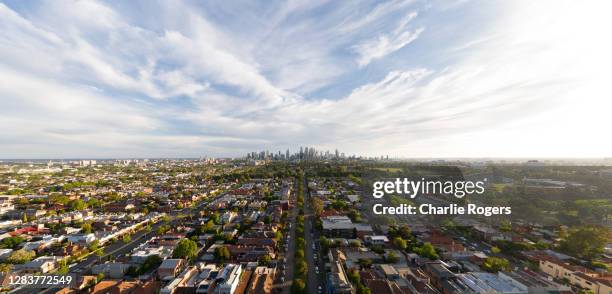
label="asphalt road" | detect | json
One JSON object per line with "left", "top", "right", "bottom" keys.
{"left": 279, "top": 179, "right": 298, "bottom": 294}
{"left": 302, "top": 176, "right": 326, "bottom": 294}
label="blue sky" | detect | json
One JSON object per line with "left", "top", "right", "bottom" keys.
{"left": 0, "top": 0, "right": 610, "bottom": 158}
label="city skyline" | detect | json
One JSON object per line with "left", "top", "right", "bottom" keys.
{"left": 1, "top": 0, "right": 611, "bottom": 159}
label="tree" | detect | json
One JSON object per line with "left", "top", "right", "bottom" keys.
{"left": 263, "top": 215, "right": 272, "bottom": 224}
{"left": 348, "top": 209, "right": 362, "bottom": 222}
{"left": 173, "top": 238, "right": 198, "bottom": 260}
{"left": 7, "top": 249, "right": 36, "bottom": 264}
{"left": 87, "top": 198, "right": 102, "bottom": 208}
{"left": 291, "top": 278, "right": 306, "bottom": 294}
{"left": 398, "top": 225, "right": 412, "bottom": 238}
{"left": 393, "top": 237, "right": 408, "bottom": 250}
{"left": 156, "top": 225, "right": 170, "bottom": 235}
{"left": 0, "top": 236, "right": 25, "bottom": 249}
{"left": 0, "top": 263, "right": 13, "bottom": 273}
{"left": 348, "top": 269, "right": 361, "bottom": 284}
{"left": 158, "top": 213, "right": 169, "bottom": 222}
{"left": 122, "top": 234, "right": 132, "bottom": 243}
{"left": 88, "top": 240, "right": 100, "bottom": 252}
{"left": 491, "top": 246, "right": 501, "bottom": 254}
{"left": 274, "top": 231, "right": 283, "bottom": 241}
{"left": 349, "top": 240, "right": 361, "bottom": 247}
{"left": 68, "top": 199, "right": 87, "bottom": 211}
{"left": 311, "top": 197, "right": 324, "bottom": 216}
{"left": 140, "top": 255, "right": 163, "bottom": 274}
{"left": 296, "top": 249, "right": 305, "bottom": 259}
{"left": 95, "top": 249, "right": 105, "bottom": 257}
{"left": 259, "top": 255, "right": 272, "bottom": 266}
{"left": 358, "top": 258, "right": 372, "bottom": 269}
{"left": 296, "top": 260, "right": 308, "bottom": 278}
{"left": 357, "top": 284, "right": 372, "bottom": 294}
{"left": 414, "top": 242, "right": 439, "bottom": 260}
{"left": 214, "top": 246, "right": 230, "bottom": 262}
{"left": 386, "top": 251, "right": 400, "bottom": 263}
{"left": 559, "top": 226, "right": 607, "bottom": 259}
{"left": 81, "top": 222, "right": 93, "bottom": 234}
{"left": 57, "top": 259, "right": 69, "bottom": 274}
{"left": 499, "top": 220, "right": 512, "bottom": 232}
{"left": 482, "top": 257, "right": 510, "bottom": 272}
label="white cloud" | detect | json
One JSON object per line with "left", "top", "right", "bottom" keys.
{"left": 338, "top": 0, "right": 415, "bottom": 33}
{"left": 0, "top": 0, "right": 610, "bottom": 158}
{"left": 353, "top": 12, "right": 423, "bottom": 66}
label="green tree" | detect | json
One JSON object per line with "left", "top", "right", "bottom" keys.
{"left": 0, "top": 236, "right": 25, "bottom": 249}
{"left": 311, "top": 197, "right": 324, "bottom": 216}
{"left": 393, "top": 237, "right": 408, "bottom": 250}
{"left": 173, "top": 238, "right": 198, "bottom": 260}
{"left": 357, "top": 284, "right": 372, "bottom": 294}
{"left": 559, "top": 226, "right": 607, "bottom": 259}
{"left": 414, "top": 242, "right": 439, "bottom": 260}
{"left": 0, "top": 263, "right": 13, "bottom": 273}
{"left": 68, "top": 199, "right": 87, "bottom": 211}
{"left": 358, "top": 258, "right": 372, "bottom": 269}
{"left": 482, "top": 257, "right": 510, "bottom": 272}
{"left": 140, "top": 255, "right": 163, "bottom": 274}
{"left": 291, "top": 278, "right": 306, "bottom": 294}
{"left": 88, "top": 240, "right": 100, "bottom": 252}
{"left": 81, "top": 222, "right": 93, "bottom": 234}
{"left": 259, "top": 255, "right": 272, "bottom": 266}
{"left": 386, "top": 251, "right": 400, "bottom": 263}
{"left": 295, "top": 260, "right": 308, "bottom": 277}
{"left": 56, "top": 259, "right": 69, "bottom": 274}
{"left": 214, "top": 246, "right": 230, "bottom": 262}
{"left": 7, "top": 249, "right": 36, "bottom": 264}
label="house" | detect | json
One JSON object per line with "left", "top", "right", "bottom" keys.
{"left": 539, "top": 258, "right": 611, "bottom": 294}
{"left": 321, "top": 216, "right": 373, "bottom": 238}
{"left": 158, "top": 259, "right": 185, "bottom": 281}
{"left": 457, "top": 272, "right": 528, "bottom": 293}
{"left": 92, "top": 262, "right": 129, "bottom": 279}
{"left": 364, "top": 235, "right": 389, "bottom": 246}
{"left": 161, "top": 266, "right": 198, "bottom": 294}
{"left": 66, "top": 233, "right": 96, "bottom": 244}
{"left": 0, "top": 249, "right": 13, "bottom": 260}
{"left": 248, "top": 266, "right": 275, "bottom": 294}
{"left": 20, "top": 256, "right": 58, "bottom": 273}
{"left": 215, "top": 263, "right": 242, "bottom": 294}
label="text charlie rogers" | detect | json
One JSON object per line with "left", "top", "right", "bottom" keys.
{"left": 371, "top": 178, "right": 511, "bottom": 216}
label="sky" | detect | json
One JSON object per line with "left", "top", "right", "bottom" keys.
{"left": 0, "top": 0, "right": 611, "bottom": 159}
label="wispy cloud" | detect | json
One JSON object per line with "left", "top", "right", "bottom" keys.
{"left": 352, "top": 11, "right": 423, "bottom": 66}
{"left": 0, "top": 0, "right": 610, "bottom": 158}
